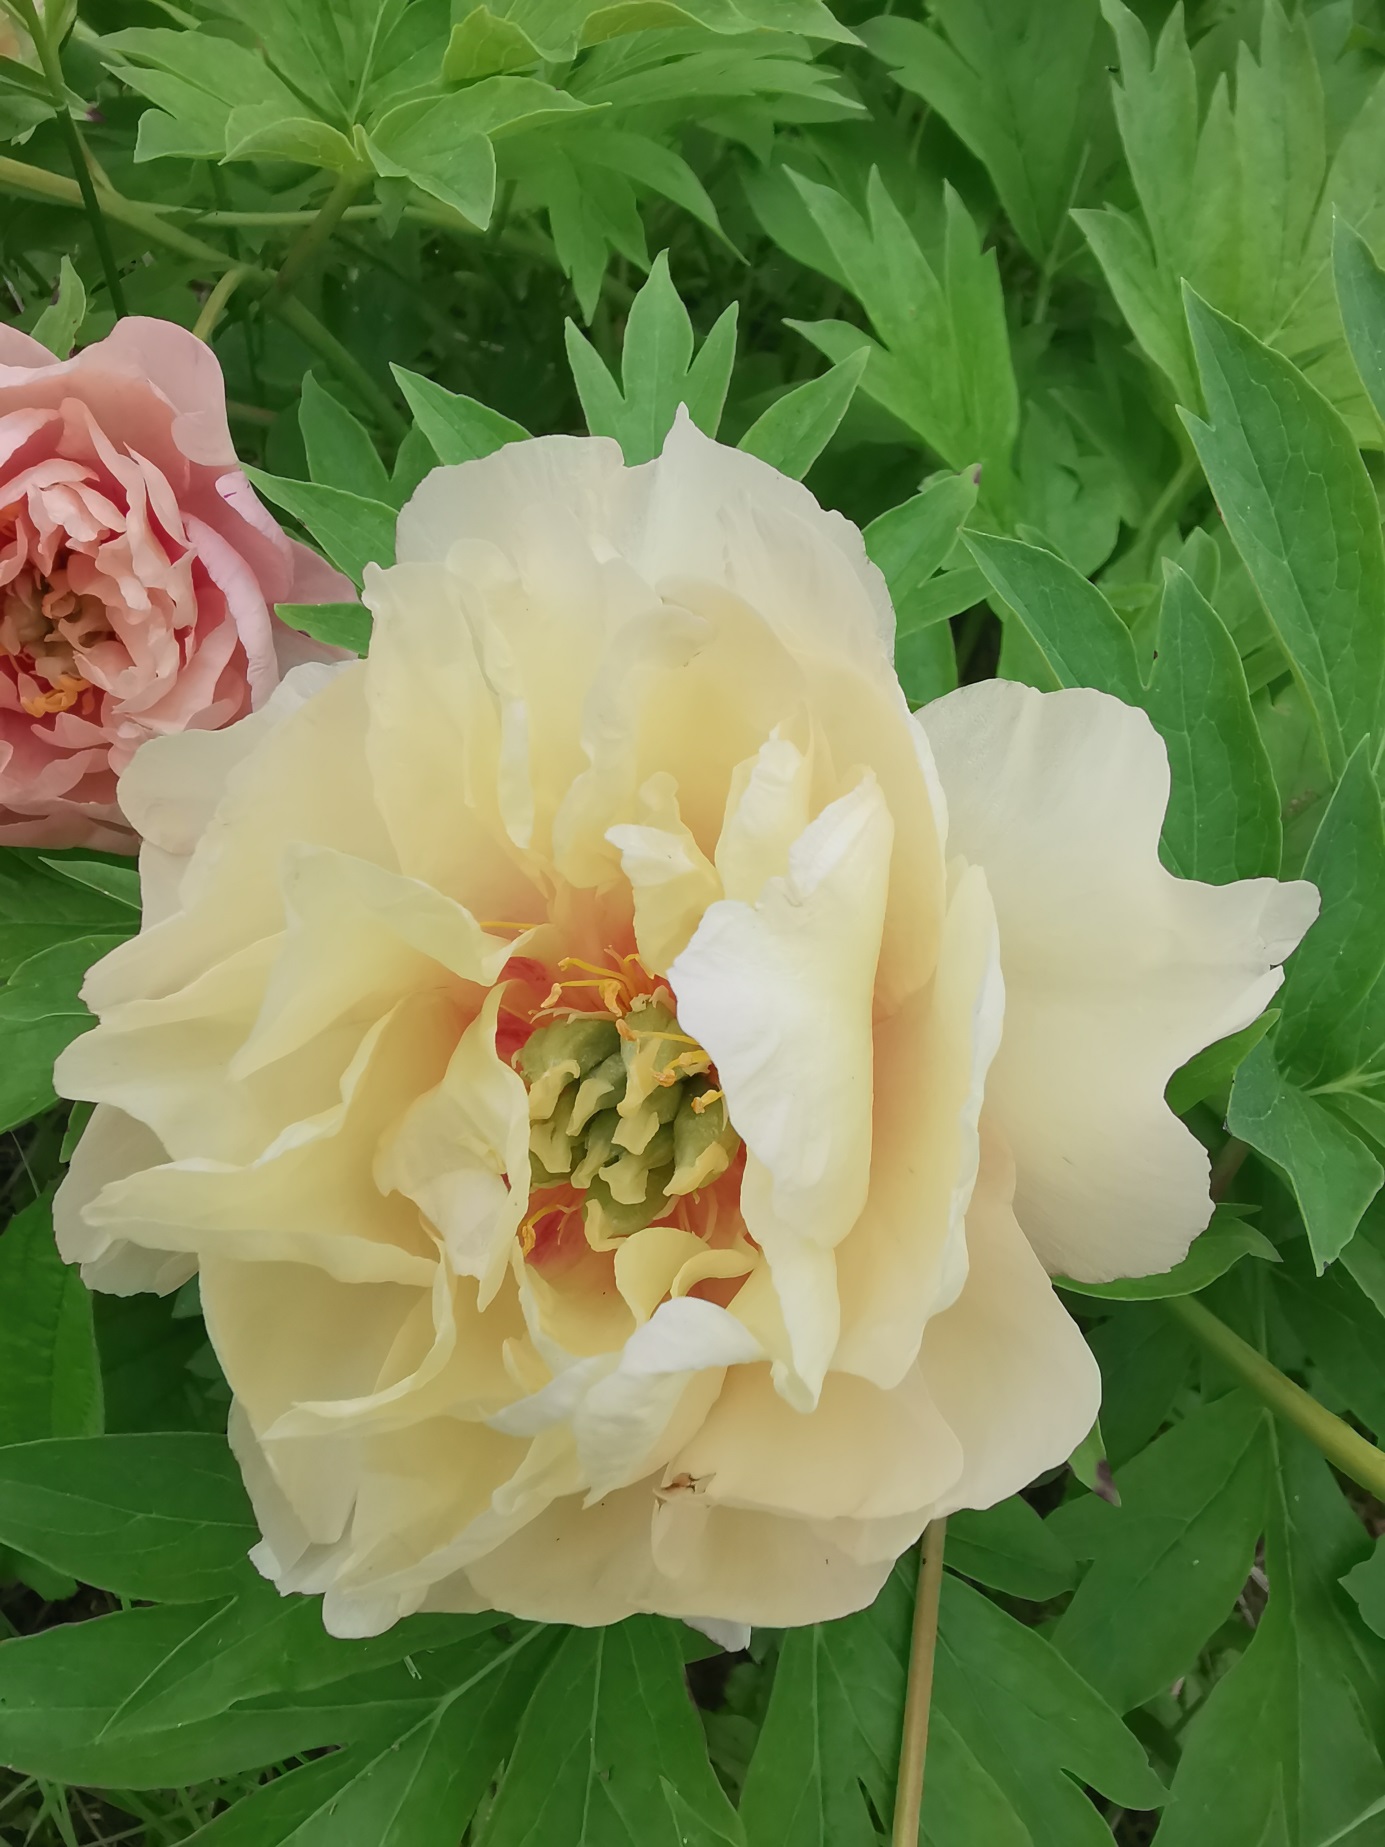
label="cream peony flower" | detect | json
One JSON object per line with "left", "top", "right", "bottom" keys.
{"left": 53, "top": 416, "right": 1316, "bottom": 1636}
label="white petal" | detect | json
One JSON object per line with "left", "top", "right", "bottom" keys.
{"left": 670, "top": 775, "right": 893, "bottom": 1403}
{"left": 375, "top": 987, "right": 531, "bottom": 1305}
{"left": 669, "top": 1360, "right": 963, "bottom": 1523}
{"left": 713, "top": 731, "right": 812, "bottom": 905}
{"left": 833, "top": 862, "right": 1004, "bottom": 1387}
{"left": 919, "top": 680, "right": 1318, "bottom": 1279}
{"left": 918, "top": 1132, "right": 1101, "bottom": 1513}
{"left": 606, "top": 771, "right": 720, "bottom": 974}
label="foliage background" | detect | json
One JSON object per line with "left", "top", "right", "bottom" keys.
{"left": 5, "top": 0, "right": 1385, "bottom": 1841}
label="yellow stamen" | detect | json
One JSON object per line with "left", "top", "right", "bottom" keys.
{"left": 690, "top": 1088, "right": 723, "bottom": 1115}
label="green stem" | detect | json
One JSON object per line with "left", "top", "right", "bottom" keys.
{"left": 893, "top": 1517, "right": 947, "bottom": 1847}
{"left": 1130, "top": 454, "right": 1201, "bottom": 565}
{"left": 13, "top": 0, "right": 127, "bottom": 315}
{"left": 1167, "top": 1295, "right": 1385, "bottom": 1499}
{"left": 0, "top": 156, "right": 406, "bottom": 438}
{"left": 270, "top": 292, "right": 406, "bottom": 440}
{"left": 192, "top": 264, "right": 252, "bottom": 343}
{"left": 271, "top": 171, "right": 364, "bottom": 297}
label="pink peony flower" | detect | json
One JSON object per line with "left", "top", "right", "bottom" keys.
{"left": 0, "top": 317, "right": 352, "bottom": 851}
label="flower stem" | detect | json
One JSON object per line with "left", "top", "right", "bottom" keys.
{"left": 193, "top": 264, "right": 252, "bottom": 343}
{"left": 271, "top": 171, "right": 364, "bottom": 298}
{"left": 0, "top": 156, "right": 405, "bottom": 438}
{"left": 1166, "top": 1294, "right": 1385, "bottom": 1497}
{"left": 13, "top": 0, "right": 127, "bottom": 316}
{"left": 893, "top": 1517, "right": 947, "bottom": 1847}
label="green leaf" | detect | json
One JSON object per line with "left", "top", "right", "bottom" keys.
{"left": 1145, "top": 562, "right": 1282, "bottom": 882}
{"left": 223, "top": 108, "right": 362, "bottom": 173}
{"left": 1227, "top": 1038, "right": 1383, "bottom": 1270}
{"left": 0, "top": 849, "right": 137, "bottom": 979}
{"left": 736, "top": 349, "right": 868, "bottom": 480}
{"left": 565, "top": 252, "right": 737, "bottom": 463}
{"left": 1334, "top": 215, "right": 1385, "bottom": 431}
{"left": 0, "top": 1431, "right": 257, "bottom": 1601}
{"left": 1344, "top": 1536, "right": 1385, "bottom": 1643}
{"left": 98, "top": 1582, "right": 499, "bottom": 1742}
{"left": 101, "top": 25, "right": 301, "bottom": 163}
{"left": 0, "top": 1191, "right": 101, "bottom": 1446}
{"left": 860, "top": 0, "right": 1111, "bottom": 265}
{"left": 741, "top": 1560, "right": 1162, "bottom": 1846}
{"left": 184, "top": 1639, "right": 543, "bottom": 1846}
{"left": 1166, "top": 1010, "right": 1278, "bottom": 1116}
{"left": 1182, "top": 289, "right": 1385, "bottom": 779}
{"left": 963, "top": 530, "right": 1143, "bottom": 704}
{"left": 787, "top": 176, "right": 1017, "bottom": 501}
{"left": 0, "top": 933, "right": 122, "bottom": 1133}
{"left": 945, "top": 1497, "right": 1078, "bottom": 1602}
{"left": 29, "top": 255, "right": 86, "bottom": 358}
{"left": 299, "top": 372, "right": 392, "bottom": 502}
{"left": 1274, "top": 744, "right": 1385, "bottom": 1083}
{"left": 391, "top": 366, "right": 531, "bottom": 464}
{"left": 277, "top": 601, "right": 372, "bottom": 656}
{"left": 1057, "top": 1208, "right": 1279, "bottom": 1302}
{"left": 864, "top": 471, "right": 979, "bottom": 613}
{"left": 1052, "top": 1393, "right": 1269, "bottom": 1712}
{"left": 1156, "top": 1432, "right": 1385, "bottom": 1847}
{"left": 477, "top": 1617, "right": 741, "bottom": 1845}
{"left": 0, "top": 1602, "right": 544, "bottom": 1789}
{"left": 244, "top": 468, "right": 396, "bottom": 587}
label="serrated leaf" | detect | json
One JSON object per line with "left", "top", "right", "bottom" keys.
{"left": 276, "top": 601, "right": 372, "bottom": 656}
{"left": 244, "top": 468, "right": 396, "bottom": 586}
{"left": 737, "top": 348, "right": 867, "bottom": 479}
{"left": 1227, "top": 1038, "right": 1383, "bottom": 1270}
{"left": 0, "top": 1191, "right": 101, "bottom": 1447}
{"left": 391, "top": 366, "right": 531, "bottom": 464}
{"left": 1182, "top": 290, "right": 1385, "bottom": 779}
{"left": 477, "top": 1617, "right": 741, "bottom": 1845}
{"left": 1145, "top": 562, "right": 1282, "bottom": 882}
{"left": 299, "top": 373, "right": 391, "bottom": 502}
{"left": 0, "top": 1431, "right": 257, "bottom": 1601}
{"left": 963, "top": 530, "right": 1143, "bottom": 703}
{"left": 1156, "top": 1432, "right": 1385, "bottom": 1846}
{"left": 1052, "top": 1393, "right": 1270, "bottom": 1712}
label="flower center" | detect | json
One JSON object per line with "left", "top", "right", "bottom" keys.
{"left": 0, "top": 554, "right": 111, "bottom": 718}
{"left": 513, "top": 972, "right": 740, "bottom": 1254}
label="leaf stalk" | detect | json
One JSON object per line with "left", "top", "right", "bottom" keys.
{"left": 1167, "top": 1294, "right": 1385, "bottom": 1499}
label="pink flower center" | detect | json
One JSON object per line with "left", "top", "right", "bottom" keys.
{"left": 0, "top": 550, "right": 113, "bottom": 718}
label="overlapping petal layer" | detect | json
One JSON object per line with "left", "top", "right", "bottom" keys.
{"left": 55, "top": 418, "right": 1313, "bottom": 1631}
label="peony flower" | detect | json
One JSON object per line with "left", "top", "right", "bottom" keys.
{"left": 53, "top": 416, "right": 1316, "bottom": 1636}
{"left": 0, "top": 317, "right": 350, "bottom": 850}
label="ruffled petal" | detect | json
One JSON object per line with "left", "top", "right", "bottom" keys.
{"left": 918, "top": 679, "right": 1318, "bottom": 1279}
